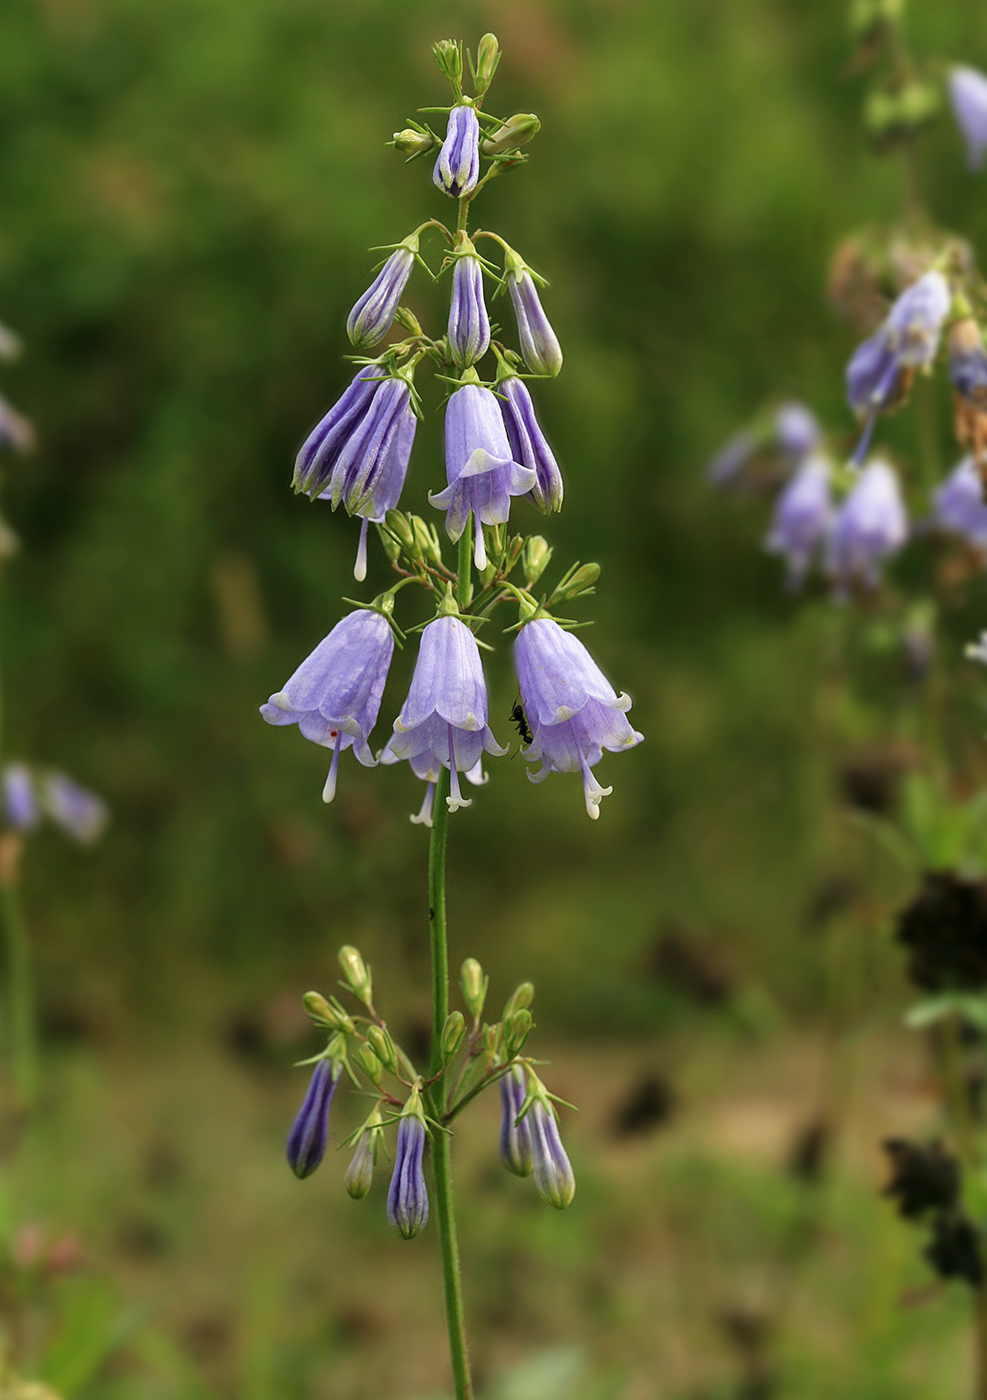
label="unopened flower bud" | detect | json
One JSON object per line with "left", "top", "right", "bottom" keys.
{"left": 530, "top": 1096, "right": 575, "bottom": 1209}
{"left": 392, "top": 128, "right": 435, "bottom": 158}
{"left": 433, "top": 39, "right": 463, "bottom": 88}
{"left": 286, "top": 1057, "right": 342, "bottom": 1179}
{"left": 338, "top": 945, "right": 372, "bottom": 1004}
{"left": 344, "top": 1107, "right": 384, "bottom": 1200}
{"left": 410, "top": 515, "right": 444, "bottom": 568}
{"left": 461, "top": 958, "right": 488, "bottom": 1020}
{"left": 864, "top": 82, "right": 940, "bottom": 147}
{"left": 505, "top": 250, "right": 562, "bottom": 377}
{"left": 393, "top": 305, "right": 423, "bottom": 336}
{"left": 346, "top": 238, "right": 417, "bottom": 350}
{"left": 433, "top": 105, "right": 480, "bottom": 199}
{"left": 499, "top": 1065, "right": 534, "bottom": 1176}
{"left": 367, "top": 1024, "right": 399, "bottom": 1075}
{"left": 387, "top": 1087, "right": 430, "bottom": 1239}
{"left": 503, "top": 1008, "right": 533, "bottom": 1058}
{"left": 354, "top": 1043, "right": 383, "bottom": 1086}
{"left": 384, "top": 510, "right": 417, "bottom": 556}
{"left": 504, "top": 981, "right": 535, "bottom": 1019}
{"left": 849, "top": 0, "right": 904, "bottom": 42}
{"left": 302, "top": 991, "right": 354, "bottom": 1034}
{"left": 550, "top": 562, "right": 600, "bottom": 605}
{"left": 482, "top": 113, "right": 541, "bottom": 157}
{"left": 474, "top": 34, "right": 501, "bottom": 96}
{"left": 522, "top": 537, "right": 553, "bottom": 586}
{"left": 441, "top": 1010, "right": 466, "bottom": 1061}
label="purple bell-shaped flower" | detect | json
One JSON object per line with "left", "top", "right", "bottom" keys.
{"left": 380, "top": 611, "right": 507, "bottom": 814}
{"left": 260, "top": 609, "right": 395, "bottom": 802}
{"left": 2, "top": 763, "right": 40, "bottom": 832}
{"left": 286, "top": 1055, "right": 342, "bottom": 1179}
{"left": 513, "top": 617, "right": 642, "bottom": 820}
{"left": 765, "top": 452, "right": 833, "bottom": 589}
{"left": 429, "top": 380, "right": 535, "bottom": 569}
{"left": 498, "top": 374, "right": 563, "bottom": 513}
{"left": 933, "top": 457, "right": 987, "bottom": 557}
{"left": 949, "top": 67, "right": 987, "bottom": 171}
{"left": 827, "top": 459, "right": 908, "bottom": 596}
{"left": 387, "top": 1089, "right": 430, "bottom": 1239}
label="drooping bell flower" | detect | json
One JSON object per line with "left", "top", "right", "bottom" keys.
{"left": 42, "top": 772, "right": 108, "bottom": 845}
{"left": 827, "top": 458, "right": 908, "bottom": 597}
{"left": 498, "top": 373, "right": 563, "bottom": 513}
{"left": 286, "top": 1055, "right": 342, "bottom": 1179}
{"left": 499, "top": 1064, "right": 533, "bottom": 1177}
{"left": 2, "top": 763, "right": 40, "bottom": 832}
{"left": 433, "top": 105, "right": 480, "bottom": 199}
{"left": 933, "top": 457, "right": 987, "bottom": 557}
{"left": 448, "top": 238, "right": 490, "bottom": 369}
{"left": 846, "top": 271, "right": 951, "bottom": 461}
{"left": 513, "top": 617, "right": 642, "bottom": 820}
{"left": 260, "top": 608, "right": 395, "bottom": 803}
{"left": 346, "top": 237, "right": 418, "bottom": 350}
{"left": 504, "top": 248, "right": 562, "bottom": 378}
{"left": 293, "top": 368, "right": 386, "bottom": 498}
{"left": 764, "top": 452, "right": 833, "bottom": 589}
{"left": 949, "top": 67, "right": 987, "bottom": 171}
{"left": 380, "top": 608, "right": 506, "bottom": 814}
{"left": 428, "top": 379, "right": 535, "bottom": 569}
{"left": 524, "top": 1079, "right": 575, "bottom": 1209}
{"left": 387, "top": 1087, "right": 429, "bottom": 1239}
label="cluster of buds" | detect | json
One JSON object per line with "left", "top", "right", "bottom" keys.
{"left": 262, "top": 35, "right": 641, "bottom": 821}
{"left": 284, "top": 947, "right": 575, "bottom": 1235}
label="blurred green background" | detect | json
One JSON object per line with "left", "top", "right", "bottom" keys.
{"left": 2, "top": 0, "right": 987, "bottom": 1396}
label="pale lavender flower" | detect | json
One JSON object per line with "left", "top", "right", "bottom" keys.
{"left": 499, "top": 375, "right": 563, "bottom": 513}
{"left": 42, "top": 772, "right": 108, "bottom": 845}
{"left": 507, "top": 266, "right": 563, "bottom": 378}
{"left": 448, "top": 253, "right": 490, "bottom": 368}
{"left": 949, "top": 67, "right": 987, "bottom": 171}
{"left": 3, "top": 763, "right": 40, "bottom": 832}
{"left": 286, "top": 1058, "right": 341, "bottom": 1179}
{"left": 387, "top": 1111, "right": 429, "bottom": 1239}
{"left": 707, "top": 428, "right": 757, "bottom": 488}
{"left": 765, "top": 452, "right": 833, "bottom": 589}
{"left": 499, "top": 1065, "right": 533, "bottom": 1177}
{"left": 433, "top": 105, "right": 480, "bottom": 199}
{"left": 260, "top": 610, "right": 394, "bottom": 803}
{"left": 846, "top": 271, "right": 951, "bottom": 461}
{"left": 407, "top": 755, "right": 487, "bottom": 828}
{"left": 933, "top": 457, "right": 987, "bottom": 555}
{"left": 529, "top": 1098, "right": 575, "bottom": 1209}
{"left": 429, "top": 383, "right": 535, "bottom": 569}
{"left": 827, "top": 459, "right": 908, "bottom": 595}
{"left": 775, "top": 402, "right": 821, "bottom": 461}
{"left": 293, "top": 368, "right": 386, "bottom": 497}
{"left": 513, "top": 618, "right": 642, "bottom": 820}
{"left": 346, "top": 242, "right": 416, "bottom": 350}
{"left": 380, "top": 614, "right": 506, "bottom": 814}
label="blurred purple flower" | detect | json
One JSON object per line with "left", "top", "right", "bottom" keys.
{"left": 765, "top": 453, "right": 833, "bottom": 589}
{"left": 933, "top": 457, "right": 987, "bottom": 555}
{"left": 707, "top": 427, "right": 757, "bottom": 488}
{"left": 499, "top": 1065, "right": 533, "bottom": 1176}
{"left": 3, "top": 763, "right": 40, "bottom": 832}
{"left": 381, "top": 614, "right": 506, "bottom": 813}
{"left": 429, "top": 383, "right": 535, "bottom": 569}
{"left": 507, "top": 265, "right": 563, "bottom": 378}
{"left": 513, "top": 618, "right": 642, "bottom": 819}
{"left": 775, "top": 402, "right": 821, "bottom": 461}
{"left": 846, "top": 271, "right": 951, "bottom": 461}
{"left": 260, "top": 610, "right": 394, "bottom": 803}
{"left": 448, "top": 250, "right": 490, "bottom": 368}
{"left": 949, "top": 67, "right": 987, "bottom": 171}
{"left": 433, "top": 106, "right": 480, "bottom": 199}
{"left": 529, "top": 1098, "right": 575, "bottom": 1209}
{"left": 42, "top": 772, "right": 108, "bottom": 845}
{"left": 286, "top": 1058, "right": 341, "bottom": 1179}
{"left": 827, "top": 459, "right": 908, "bottom": 596}
{"left": 387, "top": 1110, "right": 429, "bottom": 1238}
{"left": 499, "top": 375, "right": 563, "bottom": 513}
{"left": 346, "top": 243, "right": 416, "bottom": 350}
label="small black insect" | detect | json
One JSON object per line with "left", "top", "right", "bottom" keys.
{"left": 510, "top": 701, "right": 533, "bottom": 746}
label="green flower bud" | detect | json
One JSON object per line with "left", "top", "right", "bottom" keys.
{"left": 378, "top": 521, "right": 402, "bottom": 563}
{"left": 353, "top": 1043, "right": 383, "bottom": 1086}
{"left": 302, "top": 991, "right": 355, "bottom": 1034}
{"left": 864, "top": 82, "right": 940, "bottom": 147}
{"left": 522, "top": 536, "right": 553, "bottom": 586}
{"left": 482, "top": 113, "right": 541, "bottom": 157}
{"left": 548, "top": 562, "right": 601, "bottom": 605}
{"left": 441, "top": 1010, "right": 467, "bottom": 1062}
{"left": 503, "top": 1008, "right": 533, "bottom": 1059}
{"left": 503, "top": 981, "right": 535, "bottom": 1019}
{"left": 410, "top": 515, "right": 444, "bottom": 568}
{"left": 338, "top": 944, "right": 373, "bottom": 1005}
{"left": 392, "top": 128, "right": 435, "bottom": 157}
{"left": 393, "top": 305, "right": 423, "bottom": 336}
{"left": 367, "top": 1024, "right": 399, "bottom": 1076}
{"left": 474, "top": 34, "right": 501, "bottom": 96}
{"left": 433, "top": 39, "right": 463, "bottom": 88}
{"left": 345, "top": 1107, "right": 384, "bottom": 1200}
{"left": 849, "top": 0, "right": 904, "bottom": 43}
{"left": 383, "top": 510, "right": 417, "bottom": 556}
{"left": 461, "top": 958, "right": 489, "bottom": 1020}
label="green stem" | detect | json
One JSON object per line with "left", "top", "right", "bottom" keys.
{"left": 427, "top": 768, "right": 473, "bottom": 1400}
